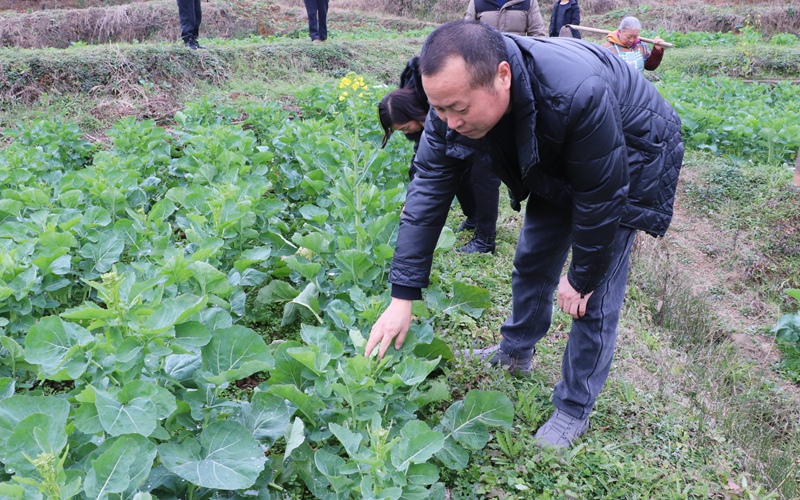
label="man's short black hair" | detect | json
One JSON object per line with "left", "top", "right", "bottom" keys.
{"left": 419, "top": 20, "right": 508, "bottom": 89}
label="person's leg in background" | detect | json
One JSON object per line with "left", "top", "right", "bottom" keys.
{"left": 303, "top": 0, "right": 321, "bottom": 41}
{"left": 459, "top": 163, "right": 500, "bottom": 253}
{"left": 317, "top": 0, "right": 330, "bottom": 41}
{"left": 192, "top": 0, "right": 202, "bottom": 43}
{"left": 177, "top": 0, "right": 199, "bottom": 48}
{"left": 454, "top": 164, "right": 478, "bottom": 231}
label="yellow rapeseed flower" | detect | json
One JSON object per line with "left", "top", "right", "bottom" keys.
{"left": 341, "top": 77, "right": 353, "bottom": 87}
{"left": 339, "top": 96, "right": 345, "bottom": 101}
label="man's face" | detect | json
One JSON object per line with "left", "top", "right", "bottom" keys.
{"left": 422, "top": 57, "right": 511, "bottom": 140}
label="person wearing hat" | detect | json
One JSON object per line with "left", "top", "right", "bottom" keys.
{"left": 378, "top": 57, "right": 501, "bottom": 253}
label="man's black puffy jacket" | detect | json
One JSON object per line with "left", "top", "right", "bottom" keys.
{"left": 389, "top": 35, "right": 683, "bottom": 296}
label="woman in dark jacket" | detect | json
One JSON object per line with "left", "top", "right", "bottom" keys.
{"left": 378, "top": 58, "right": 497, "bottom": 253}
{"left": 548, "top": 0, "right": 581, "bottom": 38}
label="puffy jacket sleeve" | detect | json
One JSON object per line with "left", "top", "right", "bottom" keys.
{"left": 465, "top": 0, "right": 477, "bottom": 20}
{"left": 389, "top": 113, "right": 468, "bottom": 291}
{"left": 526, "top": 2, "right": 546, "bottom": 36}
{"left": 563, "top": 75, "right": 629, "bottom": 294}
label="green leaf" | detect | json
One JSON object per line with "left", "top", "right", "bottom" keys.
{"left": 238, "top": 392, "right": 291, "bottom": 444}
{"left": 407, "top": 463, "right": 439, "bottom": 485}
{"left": 60, "top": 302, "right": 118, "bottom": 321}
{"left": 785, "top": 288, "right": 800, "bottom": 302}
{"left": 256, "top": 280, "right": 299, "bottom": 304}
{"left": 200, "top": 326, "right": 273, "bottom": 385}
{"left": 291, "top": 231, "right": 333, "bottom": 255}
{"left": 174, "top": 321, "right": 212, "bottom": 348}
{"left": 95, "top": 382, "right": 161, "bottom": 437}
{"left": 284, "top": 417, "right": 306, "bottom": 461}
{"left": 300, "top": 324, "right": 344, "bottom": 359}
{"left": 394, "top": 356, "right": 440, "bottom": 386}
{"left": 83, "top": 434, "right": 157, "bottom": 499}
{"left": 334, "top": 250, "right": 372, "bottom": 286}
{"left": 187, "top": 261, "right": 231, "bottom": 297}
{"left": 329, "top": 422, "right": 362, "bottom": 458}
{"left": 434, "top": 226, "right": 456, "bottom": 251}
{"left": 282, "top": 255, "right": 322, "bottom": 281}
{"left": 391, "top": 420, "right": 444, "bottom": 471}
{"left": 5, "top": 413, "right": 68, "bottom": 476}
{"left": 282, "top": 282, "right": 323, "bottom": 326}
{"left": 80, "top": 236, "right": 124, "bottom": 274}
{"left": 426, "top": 282, "right": 491, "bottom": 318}
{"left": 774, "top": 312, "right": 800, "bottom": 343}
{"left": 443, "top": 391, "right": 514, "bottom": 450}
{"left": 267, "top": 385, "right": 326, "bottom": 426}
{"left": 158, "top": 421, "right": 266, "bottom": 490}
{"left": 139, "top": 294, "right": 208, "bottom": 335}
{"left": 24, "top": 317, "right": 94, "bottom": 375}
{"left": 0, "top": 378, "right": 13, "bottom": 400}
{"left": 435, "top": 436, "right": 469, "bottom": 470}
{"left": 0, "top": 396, "right": 70, "bottom": 450}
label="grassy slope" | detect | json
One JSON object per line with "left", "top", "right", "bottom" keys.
{"left": 1, "top": 1, "right": 799, "bottom": 498}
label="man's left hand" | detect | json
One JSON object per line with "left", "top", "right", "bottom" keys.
{"left": 557, "top": 275, "right": 593, "bottom": 319}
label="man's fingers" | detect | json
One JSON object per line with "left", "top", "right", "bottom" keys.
{"left": 379, "top": 333, "right": 395, "bottom": 359}
{"left": 395, "top": 329, "right": 408, "bottom": 350}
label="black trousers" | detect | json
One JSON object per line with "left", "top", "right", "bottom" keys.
{"left": 458, "top": 163, "right": 501, "bottom": 238}
{"left": 303, "top": 0, "right": 329, "bottom": 41}
{"left": 177, "top": 0, "right": 202, "bottom": 41}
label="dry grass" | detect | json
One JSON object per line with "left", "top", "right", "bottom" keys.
{"left": 0, "top": 1, "right": 259, "bottom": 48}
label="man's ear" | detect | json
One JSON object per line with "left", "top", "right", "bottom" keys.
{"left": 497, "top": 61, "right": 512, "bottom": 90}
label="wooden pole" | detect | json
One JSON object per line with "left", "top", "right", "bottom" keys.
{"left": 565, "top": 25, "right": 675, "bottom": 48}
{"left": 795, "top": 149, "right": 800, "bottom": 187}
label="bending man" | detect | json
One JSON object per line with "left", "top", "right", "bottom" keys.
{"left": 365, "top": 21, "right": 683, "bottom": 448}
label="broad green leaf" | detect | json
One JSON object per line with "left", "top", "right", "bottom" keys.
{"left": 0, "top": 483, "right": 25, "bottom": 499}
{"left": 291, "top": 231, "right": 333, "bottom": 255}
{"left": 390, "top": 420, "right": 444, "bottom": 471}
{"left": 774, "top": 312, "right": 800, "bottom": 343}
{"left": 282, "top": 282, "right": 323, "bottom": 326}
{"left": 139, "top": 294, "right": 207, "bottom": 335}
{"left": 0, "top": 395, "right": 70, "bottom": 450}
{"left": 434, "top": 226, "right": 456, "bottom": 251}
{"left": 298, "top": 204, "right": 328, "bottom": 224}
{"left": 60, "top": 302, "right": 118, "bottom": 321}
{"left": 5, "top": 413, "right": 68, "bottom": 476}
{"left": 0, "top": 379, "right": 13, "bottom": 400}
{"left": 333, "top": 249, "right": 372, "bottom": 286}
{"left": 407, "top": 463, "right": 439, "bottom": 485}
{"left": 256, "top": 280, "right": 299, "bottom": 304}
{"left": 388, "top": 356, "right": 441, "bottom": 387}
{"left": 186, "top": 261, "right": 231, "bottom": 297}
{"left": 238, "top": 392, "right": 291, "bottom": 444}
{"left": 300, "top": 324, "right": 344, "bottom": 359}
{"left": 284, "top": 417, "right": 306, "bottom": 461}
{"left": 785, "top": 289, "right": 800, "bottom": 302}
{"left": 200, "top": 326, "right": 273, "bottom": 385}
{"left": 174, "top": 321, "right": 212, "bottom": 348}
{"left": 24, "top": 317, "right": 94, "bottom": 375}
{"left": 282, "top": 255, "right": 322, "bottom": 281}
{"left": 95, "top": 382, "right": 160, "bottom": 437}
{"left": 413, "top": 337, "right": 455, "bottom": 363}
{"left": 80, "top": 236, "right": 124, "bottom": 274}
{"left": 444, "top": 391, "right": 514, "bottom": 450}
{"left": 83, "top": 434, "right": 157, "bottom": 499}
{"left": 287, "top": 346, "right": 330, "bottom": 376}
{"left": 426, "top": 282, "right": 491, "bottom": 318}
{"left": 435, "top": 436, "right": 469, "bottom": 470}
{"left": 158, "top": 421, "right": 266, "bottom": 490}
{"left": 267, "top": 385, "right": 326, "bottom": 426}
{"left": 329, "top": 423, "right": 363, "bottom": 458}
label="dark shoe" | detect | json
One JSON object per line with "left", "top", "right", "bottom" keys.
{"left": 184, "top": 40, "right": 198, "bottom": 50}
{"left": 191, "top": 37, "right": 205, "bottom": 49}
{"left": 458, "top": 232, "right": 496, "bottom": 254}
{"left": 533, "top": 408, "right": 590, "bottom": 449}
{"left": 462, "top": 344, "right": 532, "bottom": 376}
{"left": 457, "top": 217, "right": 477, "bottom": 232}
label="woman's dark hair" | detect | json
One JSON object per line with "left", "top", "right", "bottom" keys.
{"left": 378, "top": 87, "right": 428, "bottom": 148}
{"left": 419, "top": 20, "right": 507, "bottom": 89}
